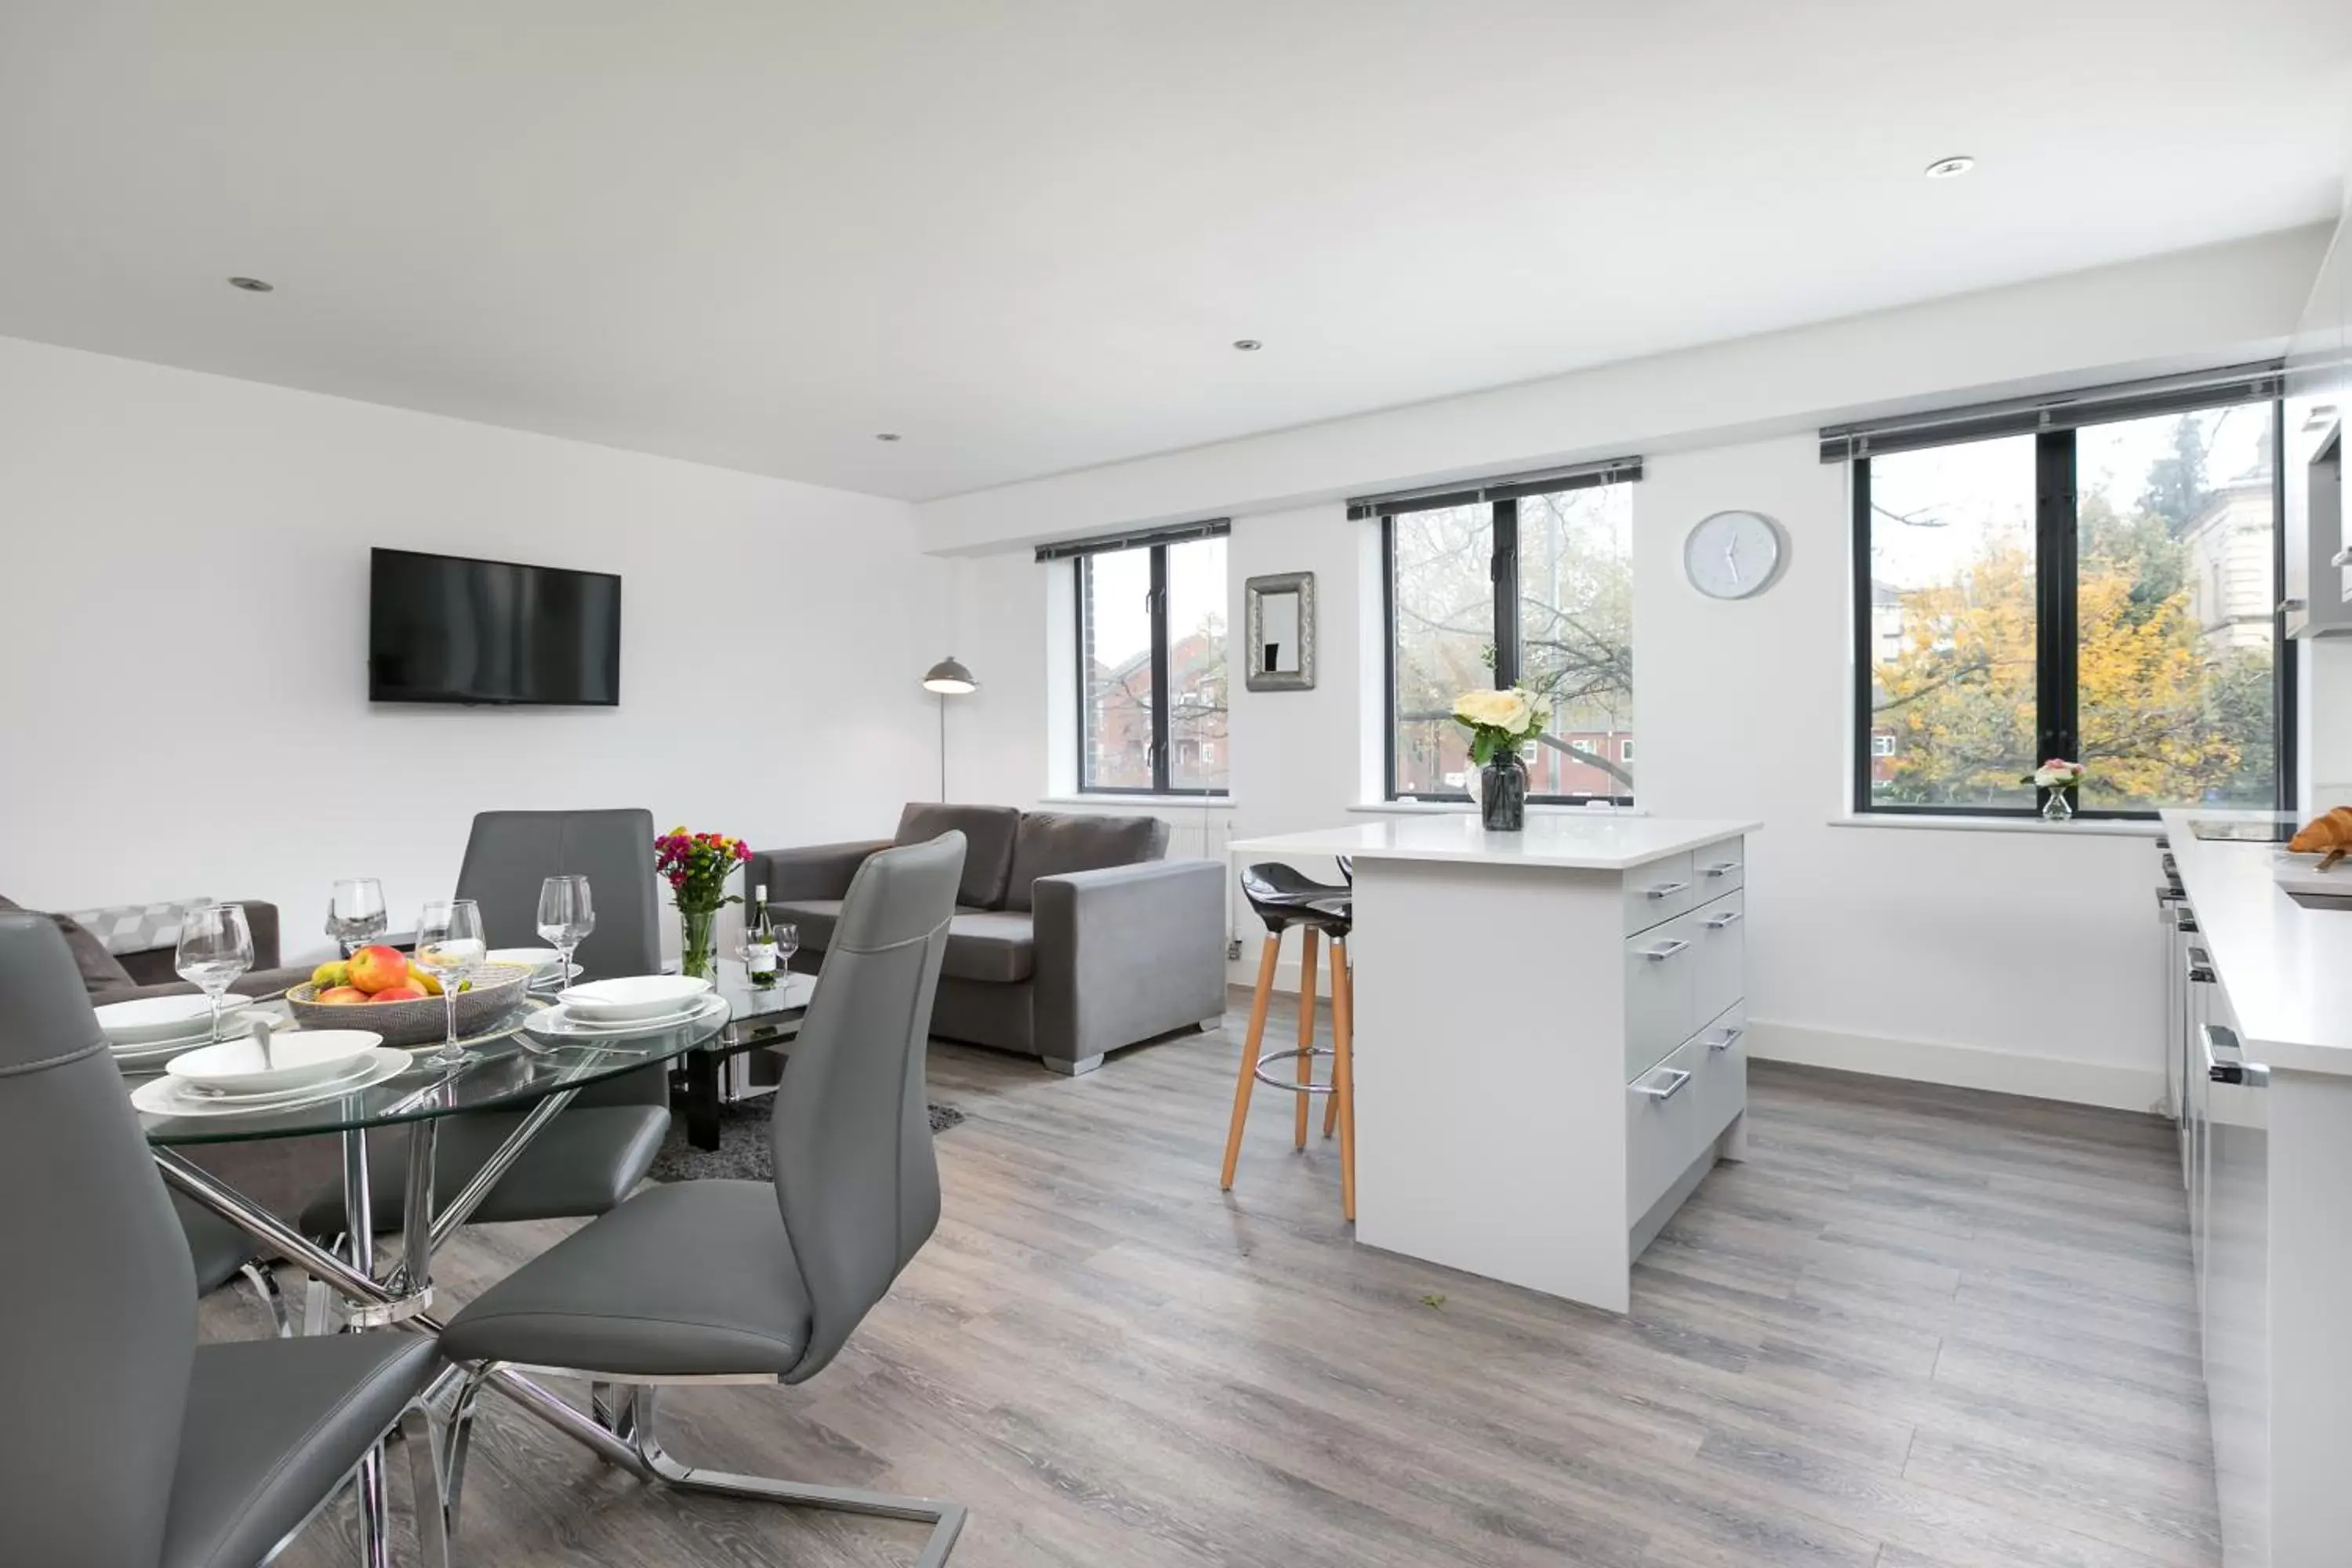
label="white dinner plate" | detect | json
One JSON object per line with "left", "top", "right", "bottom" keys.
{"left": 110, "top": 1009, "right": 271, "bottom": 1063}
{"left": 523, "top": 993, "right": 727, "bottom": 1040}
{"left": 94, "top": 993, "right": 234, "bottom": 1047}
{"left": 559, "top": 974, "right": 712, "bottom": 1022}
{"left": 130, "top": 1048, "right": 412, "bottom": 1119}
{"left": 166, "top": 1029, "right": 383, "bottom": 1094}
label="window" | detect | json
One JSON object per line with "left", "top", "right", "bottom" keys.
{"left": 1076, "top": 534, "right": 1229, "bottom": 794}
{"left": 1848, "top": 381, "right": 2287, "bottom": 816}
{"left": 1379, "top": 467, "right": 1636, "bottom": 804}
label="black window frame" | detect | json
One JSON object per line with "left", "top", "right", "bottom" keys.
{"left": 1379, "top": 477, "right": 1638, "bottom": 807}
{"left": 1073, "top": 539, "right": 1229, "bottom": 797}
{"left": 1849, "top": 395, "right": 2295, "bottom": 820}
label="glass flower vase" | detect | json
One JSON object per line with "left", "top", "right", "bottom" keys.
{"left": 2040, "top": 789, "right": 2075, "bottom": 823}
{"left": 1479, "top": 751, "right": 1529, "bottom": 832}
{"left": 679, "top": 906, "right": 720, "bottom": 981}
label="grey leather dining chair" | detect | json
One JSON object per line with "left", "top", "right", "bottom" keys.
{"left": 437, "top": 833, "right": 968, "bottom": 1566}
{"left": 299, "top": 808, "right": 673, "bottom": 1239}
{"left": 0, "top": 911, "right": 448, "bottom": 1568}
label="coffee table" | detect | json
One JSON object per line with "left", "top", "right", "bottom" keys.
{"left": 672, "top": 960, "right": 813, "bottom": 1149}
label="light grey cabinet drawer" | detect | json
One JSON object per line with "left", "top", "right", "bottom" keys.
{"left": 1624, "top": 852, "right": 1696, "bottom": 935}
{"left": 1690, "top": 889, "right": 1744, "bottom": 1029}
{"left": 1624, "top": 909, "right": 1700, "bottom": 1081}
{"left": 1692, "top": 838, "right": 1745, "bottom": 897}
{"left": 1627, "top": 1009, "right": 1748, "bottom": 1226}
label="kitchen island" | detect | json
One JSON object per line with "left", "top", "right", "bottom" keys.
{"left": 1229, "top": 814, "right": 1759, "bottom": 1313}
{"left": 2159, "top": 811, "right": 2352, "bottom": 1568}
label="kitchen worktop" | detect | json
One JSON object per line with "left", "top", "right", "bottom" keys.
{"left": 2163, "top": 808, "right": 2352, "bottom": 1076}
{"left": 1229, "top": 815, "right": 1760, "bottom": 873}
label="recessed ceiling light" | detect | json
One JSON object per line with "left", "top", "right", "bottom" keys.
{"left": 874, "top": 432, "right": 902, "bottom": 442}
{"left": 227, "top": 276, "right": 275, "bottom": 292}
{"left": 1232, "top": 339, "right": 1262, "bottom": 351}
{"left": 1923, "top": 155, "right": 1976, "bottom": 180}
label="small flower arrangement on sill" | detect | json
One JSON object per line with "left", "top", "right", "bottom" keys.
{"left": 1454, "top": 686, "right": 1552, "bottom": 832}
{"left": 2024, "top": 758, "right": 2087, "bottom": 822}
{"left": 655, "top": 826, "right": 751, "bottom": 979}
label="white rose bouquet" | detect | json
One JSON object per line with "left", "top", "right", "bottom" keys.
{"left": 2027, "top": 758, "right": 2085, "bottom": 790}
{"left": 1453, "top": 686, "right": 1552, "bottom": 767}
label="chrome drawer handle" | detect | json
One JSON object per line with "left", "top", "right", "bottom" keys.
{"left": 1708, "top": 1025, "right": 1744, "bottom": 1052}
{"left": 1635, "top": 1067, "right": 1693, "bottom": 1102}
{"left": 1700, "top": 862, "right": 1739, "bottom": 877}
{"left": 2201, "top": 1022, "right": 2269, "bottom": 1088}
{"left": 1642, "top": 940, "right": 1690, "bottom": 961}
{"left": 1644, "top": 881, "right": 1690, "bottom": 899}
{"left": 1704, "top": 909, "right": 1743, "bottom": 929}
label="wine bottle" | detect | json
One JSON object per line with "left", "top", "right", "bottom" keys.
{"left": 747, "top": 884, "right": 779, "bottom": 989}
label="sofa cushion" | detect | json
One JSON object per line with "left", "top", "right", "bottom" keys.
{"left": 0, "top": 895, "right": 136, "bottom": 994}
{"left": 895, "top": 804, "right": 1022, "bottom": 909}
{"left": 1003, "top": 813, "right": 1170, "bottom": 912}
{"left": 942, "top": 912, "right": 1036, "bottom": 984}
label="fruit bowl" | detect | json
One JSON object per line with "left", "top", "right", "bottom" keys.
{"left": 285, "top": 963, "right": 535, "bottom": 1048}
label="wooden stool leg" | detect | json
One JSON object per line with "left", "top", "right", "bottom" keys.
{"left": 1220, "top": 934, "right": 1283, "bottom": 1190}
{"left": 1323, "top": 944, "right": 1343, "bottom": 1140}
{"left": 1294, "top": 928, "right": 1320, "bottom": 1150}
{"left": 1331, "top": 937, "right": 1356, "bottom": 1222}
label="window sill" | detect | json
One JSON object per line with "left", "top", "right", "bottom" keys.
{"left": 1349, "top": 800, "right": 1650, "bottom": 817}
{"left": 1829, "top": 814, "right": 2163, "bottom": 838}
{"left": 1038, "top": 794, "right": 1237, "bottom": 809}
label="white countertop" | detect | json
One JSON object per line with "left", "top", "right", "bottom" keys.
{"left": 2163, "top": 809, "right": 2352, "bottom": 1076}
{"left": 1228, "top": 815, "right": 1759, "bottom": 872}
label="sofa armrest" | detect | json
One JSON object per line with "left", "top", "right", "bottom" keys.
{"left": 1031, "top": 859, "right": 1227, "bottom": 1063}
{"left": 748, "top": 840, "right": 891, "bottom": 903}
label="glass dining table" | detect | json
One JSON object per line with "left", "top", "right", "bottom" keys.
{"left": 136, "top": 986, "right": 731, "bottom": 1474}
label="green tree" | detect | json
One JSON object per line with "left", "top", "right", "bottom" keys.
{"left": 2140, "top": 414, "right": 2211, "bottom": 537}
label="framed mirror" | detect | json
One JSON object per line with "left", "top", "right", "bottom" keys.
{"left": 1244, "top": 572, "right": 1316, "bottom": 691}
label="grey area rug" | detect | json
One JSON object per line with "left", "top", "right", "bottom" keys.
{"left": 648, "top": 1098, "right": 965, "bottom": 1184}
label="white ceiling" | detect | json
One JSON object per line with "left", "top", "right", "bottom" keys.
{"left": 3, "top": 2, "right": 2347, "bottom": 502}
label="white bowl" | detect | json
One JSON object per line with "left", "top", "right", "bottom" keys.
{"left": 166, "top": 1029, "right": 384, "bottom": 1094}
{"left": 486, "top": 946, "right": 563, "bottom": 975}
{"left": 94, "top": 993, "right": 233, "bottom": 1047}
{"left": 560, "top": 974, "right": 712, "bottom": 1022}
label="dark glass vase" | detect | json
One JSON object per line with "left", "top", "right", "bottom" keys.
{"left": 1480, "top": 751, "right": 1528, "bottom": 832}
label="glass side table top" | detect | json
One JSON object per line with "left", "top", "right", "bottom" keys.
{"left": 131, "top": 993, "right": 728, "bottom": 1145}
{"left": 709, "top": 960, "right": 815, "bottom": 1034}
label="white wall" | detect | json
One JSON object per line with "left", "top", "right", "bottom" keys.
{"left": 926, "top": 228, "right": 2346, "bottom": 1112}
{"left": 0, "top": 335, "right": 942, "bottom": 964}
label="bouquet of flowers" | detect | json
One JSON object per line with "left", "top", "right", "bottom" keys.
{"left": 2026, "top": 758, "right": 2085, "bottom": 792}
{"left": 1452, "top": 687, "right": 1552, "bottom": 766}
{"left": 655, "top": 827, "right": 751, "bottom": 914}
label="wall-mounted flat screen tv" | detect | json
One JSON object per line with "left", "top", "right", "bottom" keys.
{"left": 368, "top": 548, "right": 621, "bottom": 706}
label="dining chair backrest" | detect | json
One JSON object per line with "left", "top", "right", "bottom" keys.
{"left": 457, "top": 808, "right": 661, "bottom": 982}
{"left": 769, "top": 832, "right": 962, "bottom": 1382}
{"left": 0, "top": 911, "right": 193, "bottom": 1567}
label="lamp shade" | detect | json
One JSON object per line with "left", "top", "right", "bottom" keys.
{"left": 921, "top": 656, "right": 977, "bottom": 695}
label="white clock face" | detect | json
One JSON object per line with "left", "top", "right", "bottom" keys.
{"left": 1684, "top": 510, "right": 1784, "bottom": 600}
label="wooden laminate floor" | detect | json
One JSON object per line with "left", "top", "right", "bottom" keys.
{"left": 217, "top": 993, "right": 2219, "bottom": 1568}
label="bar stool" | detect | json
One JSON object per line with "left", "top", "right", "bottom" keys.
{"left": 1219, "top": 862, "right": 1357, "bottom": 1221}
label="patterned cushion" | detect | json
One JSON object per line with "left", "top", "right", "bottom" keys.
{"left": 59, "top": 898, "right": 214, "bottom": 955}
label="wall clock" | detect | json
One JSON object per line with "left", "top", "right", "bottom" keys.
{"left": 1684, "top": 510, "right": 1786, "bottom": 600}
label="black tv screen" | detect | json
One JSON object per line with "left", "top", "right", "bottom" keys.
{"left": 368, "top": 548, "right": 621, "bottom": 706}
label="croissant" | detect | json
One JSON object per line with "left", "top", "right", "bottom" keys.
{"left": 2288, "top": 807, "right": 2352, "bottom": 870}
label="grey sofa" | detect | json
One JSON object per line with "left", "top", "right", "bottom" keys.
{"left": 0, "top": 895, "right": 313, "bottom": 1003}
{"left": 750, "top": 804, "right": 1226, "bottom": 1076}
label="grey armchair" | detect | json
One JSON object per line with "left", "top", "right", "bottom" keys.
{"left": 752, "top": 804, "right": 1226, "bottom": 1075}
{"left": 299, "top": 808, "right": 672, "bottom": 1240}
{"left": 437, "top": 833, "right": 970, "bottom": 1566}
{"left": 0, "top": 912, "right": 448, "bottom": 1568}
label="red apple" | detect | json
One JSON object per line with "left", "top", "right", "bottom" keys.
{"left": 348, "top": 945, "right": 408, "bottom": 994}
{"left": 316, "top": 985, "right": 368, "bottom": 1004}
{"left": 368, "top": 984, "right": 428, "bottom": 1003}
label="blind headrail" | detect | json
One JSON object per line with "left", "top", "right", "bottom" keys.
{"left": 1819, "top": 361, "right": 2284, "bottom": 463}
{"left": 1033, "top": 517, "right": 1230, "bottom": 563}
{"left": 1346, "top": 455, "right": 1642, "bottom": 520}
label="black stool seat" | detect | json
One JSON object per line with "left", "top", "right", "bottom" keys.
{"left": 1240, "top": 863, "right": 1352, "bottom": 938}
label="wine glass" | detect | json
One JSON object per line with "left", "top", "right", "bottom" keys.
{"left": 413, "top": 898, "right": 487, "bottom": 1067}
{"left": 175, "top": 904, "right": 253, "bottom": 1043}
{"left": 535, "top": 874, "right": 595, "bottom": 993}
{"left": 325, "top": 878, "right": 388, "bottom": 956}
{"left": 773, "top": 922, "right": 799, "bottom": 984}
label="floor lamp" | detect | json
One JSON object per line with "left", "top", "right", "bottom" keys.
{"left": 922, "top": 656, "right": 976, "bottom": 802}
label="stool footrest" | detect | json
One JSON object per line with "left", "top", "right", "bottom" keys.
{"left": 1252, "top": 1044, "right": 1335, "bottom": 1094}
